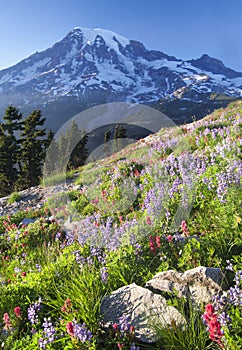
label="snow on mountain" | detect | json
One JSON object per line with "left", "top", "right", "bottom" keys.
{"left": 0, "top": 27, "right": 241, "bottom": 130}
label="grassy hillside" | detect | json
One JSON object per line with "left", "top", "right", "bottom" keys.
{"left": 0, "top": 101, "right": 241, "bottom": 349}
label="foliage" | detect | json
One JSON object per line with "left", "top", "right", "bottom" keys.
{"left": 0, "top": 101, "right": 242, "bottom": 349}
{"left": 0, "top": 106, "right": 52, "bottom": 196}
{"left": 7, "top": 192, "right": 21, "bottom": 204}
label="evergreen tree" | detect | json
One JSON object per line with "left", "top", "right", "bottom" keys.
{"left": 103, "top": 129, "right": 111, "bottom": 158}
{"left": 114, "top": 124, "right": 127, "bottom": 140}
{"left": 57, "top": 134, "right": 69, "bottom": 173}
{"left": 1, "top": 106, "right": 23, "bottom": 192}
{"left": 17, "top": 110, "right": 47, "bottom": 189}
{"left": 67, "top": 121, "right": 89, "bottom": 169}
{"left": 43, "top": 130, "right": 59, "bottom": 177}
{"left": 113, "top": 124, "right": 127, "bottom": 153}
{"left": 0, "top": 123, "right": 10, "bottom": 196}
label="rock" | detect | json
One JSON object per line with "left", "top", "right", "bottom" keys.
{"left": 145, "top": 266, "right": 223, "bottom": 304}
{"left": 100, "top": 283, "right": 185, "bottom": 343}
{"left": 72, "top": 185, "right": 82, "bottom": 191}
{"left": 18, "top": 218, "right": 38, "bottom": 227}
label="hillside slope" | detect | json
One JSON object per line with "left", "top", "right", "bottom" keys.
{"left": 0, "top": 101, "right": 241, "bottom": 349}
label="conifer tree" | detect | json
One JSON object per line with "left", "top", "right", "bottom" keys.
{"left": 57, "top": 134, "right": 69, "bottom": 173}
{"left": 0, "top": 123, "right": 10, "bottom": 196}
{"left": 103, "top": 129, "right": 111, "bottom": 158}
{"left": 67, "top": 121, "right": 89, "bottom": 169}
{"left": 43, "top": 130, "right": 59, "bottom": 177}
{"left": 17, "top": 110, "right": 47, "bottom": 188}
{"left": 1, "top": 106, "right": 23, "bottom": 192}
{"left": 113, "top": 124, "right": 127, "bottom": 153}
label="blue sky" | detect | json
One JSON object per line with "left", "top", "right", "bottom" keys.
{"left": 1, "top": 0, "right": 242, "bottom": 71}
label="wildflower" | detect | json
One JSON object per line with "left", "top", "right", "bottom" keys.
{"left": 202, "top": 304, "right": 224, "bottom": 348}
{"left": 3, "top": 313, "right": 11, "bottom": 329}
{"left": 225, "top": 260, "right": 233, "bottom": 271}
{"left": 36, "top": 264, "right": 42, "bottom": 272}
{"left": 28, "top": 298, "right": 42, "bottom": 324}
{"left": 61, "top": 298, "right": 72, "bottom": 312}
{"left": 118, "top": 343, "right": 124, "bottom": 349}
{"left": 155, "top": 235, "right": 161, "bottom": 248}
{"left": 38, "top": 337, "right": 48, "bottom": 349}
{"left": 65, "top": 298, "right": 72, "bottom": 307}
{"left": 119, "top": 315, "right": 131, "bottom": 333}
{"left": 130, "top": 343, "right": 140, "bottom": 350}
{"left": 217, "top": 312, "right": 232, "bottom": 327}
{"left": 181, "top": 220, "right": 189, "bottom": 237}
{"left": 149, "top": 235, "right": 156, "bottom": 254}
{"left": 113, "top": 323, "right": 119, "bottom": 330}
{"left": 66, "top": 321, "right": 74, "bottom": 337}
{"left": 14, "top": 306, "right": 21, "bottom": 317}
{"left": 100, "top": 266, "right": 108, "bottom": 283}
{"left": 166, "top": 234, "right": 173, "bottom": 242}
{"left": 134, "top": 243, "right": 143, "bottom": 257}
{"left": 42, "top": 318, "right": 56, "bottom": 343}
{"left": 146, "top": 216, "right": 152, "bottom": 226}
{"left": 66, "top": 321, "right": 92, "bottom": 342}
{"left": 21, "top": 271, "right": 26, "bottom": 277}
{"left": 73, "top": 322, "right": 92, "bottom": 342}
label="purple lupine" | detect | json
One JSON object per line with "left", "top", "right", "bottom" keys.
{"left": 75, "top": 252, "right": 86, "bottom": 267}
{"left": 39, "top": 318, "right": 56, "bottom": 348}
{"left": 100, "top": 266, "right": 108, "bottom": 283}
{"left": 130, "top": 343, "right": 140, "bottom": 350}
{"left": 217, "top": 312, "right": 232, "bottom": 327}
{"left": 226, "top": 260, "right": 233, "bottom": 271}
{"left": 134, "top": 242, "right": 143, "bottom": 257}
{"left": 212, "top": 294, "right": 228, "bottom": 312}
{"left": 228, "top": 270, "right": 242, "bottom": 306}
{"left": 38, "top": 337, "right": 48, "bottom": 349}
{"left": 28, "top": 298, "right": 42, "bottom": 325}
{"left": 73, "top": 322, "right": 92, "bottom": 342}
{"left": 36, "top": 264, "right": 42, "bottom": 272}
{"left": 118, "top": 315, "right": 131, "bottom": 333}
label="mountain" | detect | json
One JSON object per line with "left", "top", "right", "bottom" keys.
{"left": 0, "top": 27, "right": 242, "bottom": 130}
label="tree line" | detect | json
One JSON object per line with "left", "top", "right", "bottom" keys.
{"left": 0, "top": 105, "right": 128, "bottom": 198}
{"left": 0, "top": 106, "right": 54, "bottom": 197}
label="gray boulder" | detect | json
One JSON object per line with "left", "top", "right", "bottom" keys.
{"left": 100, "top": 282, "right": 185, "bottom": 343}
{"left": 145, "top": 266, "right": 223, "bottom": 304}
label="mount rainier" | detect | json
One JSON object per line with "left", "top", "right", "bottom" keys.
{"left": 0, "top": 27, "right": 242, "bottom": 130}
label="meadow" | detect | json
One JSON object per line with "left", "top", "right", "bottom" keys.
{"left": 0, "top": 101, "right": 241, "bottom": 349}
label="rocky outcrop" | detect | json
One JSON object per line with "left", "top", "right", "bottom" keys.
{"left": 100, "top": 266, "right": 224, "bottom": 343}
{"left": 100, "top": 283, "right": 185, "bottom": 343}
{"left": 145, "top": 266, "right": 223, "bottom": 304}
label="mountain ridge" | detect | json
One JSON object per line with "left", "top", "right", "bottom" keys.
{"left": 0, "top": 27, "right": 241, "bottom": 130}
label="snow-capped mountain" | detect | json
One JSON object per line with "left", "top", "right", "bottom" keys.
{"left": 0, "top": 27, "right": 242, "bottom": 130}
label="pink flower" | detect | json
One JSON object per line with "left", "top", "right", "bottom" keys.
{"left": 65, "top": 298, "right": 72, "bottom": 307}
{"left": 181, "top": 220, "right": 190, "bottom": 237}
{"left": 66, "top": 321, "right": 74, "bottom": 337}
{"left": 61, "top": 305, "right": 67, "bottom": 312}
{"left": 205, "top": 304, "right": 215, "bottom": 315}
{"left": 155, "top": 236, "right": 161, "bottom": 248}
{"left": 149, "top": 235, "right": 156, "bottom": 254}
{"left": 3, "top": 313, "right": 11, "bottom": 329}
{"left": 202, "top": 304, "right": 224, "bottom": 348}
{"left": 14, "top": 306, "right": 21, "bottom": 317}
{"left": 166, "top": 234, "right": 173, "bottom": 242}
{"left": 146, "top": 216, "right": 152, "bottom": 226}
{"left": 113, "top": 323, "right": 119, "bottom": 330}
